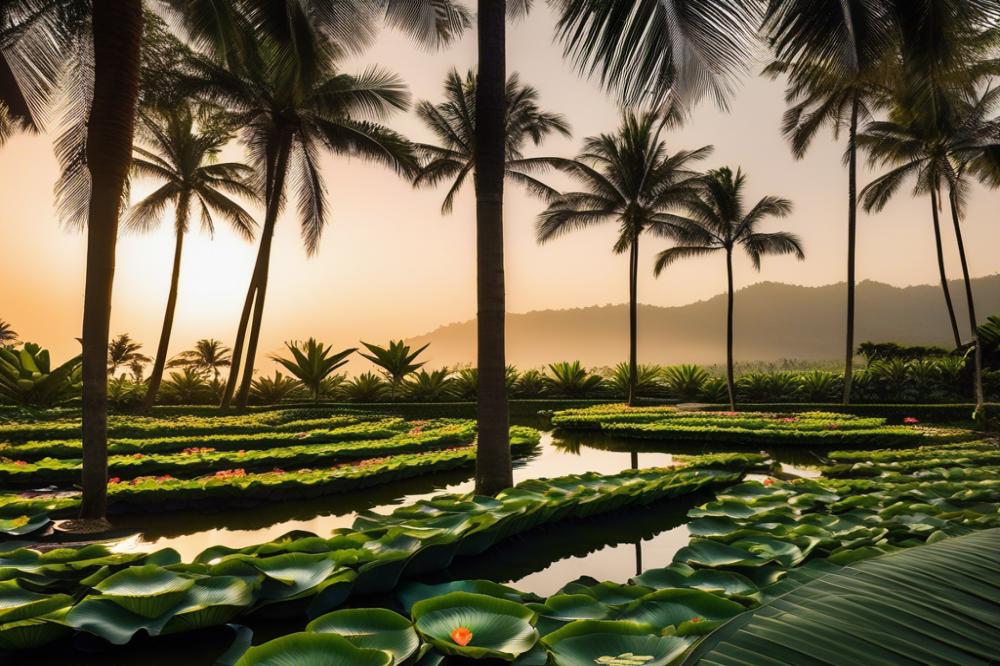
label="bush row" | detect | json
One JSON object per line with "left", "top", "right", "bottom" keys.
{"left": 0, "top": 421, "right": 477, "bottom": 487}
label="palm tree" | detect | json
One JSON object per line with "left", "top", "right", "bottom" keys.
{"left": 185, "top": 41, "right": 417, "bottom": 411}
{"left": 0, "top": 320, "right": 17, "bottom": 348}
{"left": 654, "top": 167, "right": 805, "bottom": 410}
{"left": 271, "top": 338, "right": 355, "bottom": 403}
{"left": 128, "top": 107, "right": 257, "bottom": 412}
{"left": 169, "top": 339, "right": 233, "bottom": 382}
{"left": 860, "top": 89, "right": 999, "bottom": 413}
{"left": 412, "top": 68, "right": 569, "bottom": 212}
{"left": 107, "top": 334, "right": 150, "bottom": 380}
{"left": 360, "top": 340, "right": 429, "bottom": 400}
{"left": 535, "top": 109, "right": 711, "bottom": 406}
{"left": 761, "top": 0, "right": 894, "bottom": 405}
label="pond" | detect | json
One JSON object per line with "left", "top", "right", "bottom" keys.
{"left": 27, "top": 426, "right": 829, "bottom": 664}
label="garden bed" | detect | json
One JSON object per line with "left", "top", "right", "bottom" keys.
{"left": 550, "top": 404, "right": 974, "bottom": 448}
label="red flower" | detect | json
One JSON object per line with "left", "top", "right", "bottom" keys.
{"left": 763, "top": 478, "right": 774, "bottom": 486}
{"left": 451, "top": 627, "right": 473, "bottom": 646}
{"left": 903, "top": 417, "right": 920, "bottom": 424}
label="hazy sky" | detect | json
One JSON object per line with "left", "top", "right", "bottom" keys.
{"left": 1, "top": 5, "right": 998, "bottom": 369}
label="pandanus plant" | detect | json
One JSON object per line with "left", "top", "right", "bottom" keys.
{"left": 360, "top": 340, "right": 429, "bottom": 400}
{"left": 270, "top": 339, "right": 355, "bottom": 403}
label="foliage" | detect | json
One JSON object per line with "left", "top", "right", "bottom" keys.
{"left": 341, "top": 373, "right": 389, "bottom": 403}
{"left": 606, "top": 363, "right": 664, "bottom": 399}
{"left": 404, "top": 369, "right": 456, "bottom": 402}
{"left": 0, "top": 343, "right": 82, "bottom": 407}
{"left": 107, "top": 376, "right": 147, "bottom": 410}
{"left": 249, "top": 372, "right": 303, "bottom": 405}
{"left": 270, "top": 339, "right": 355, "bottom": 403}
{"left": 545, "top": 362, "right": 605, "bottom": 397}
{"left": 0, "top": 320, "right": 17, "bottom": 348}
{"left": 158, "top": 369, "right": 217, "bottom": 405}
{"left": 857, "top": 341, "right": 952, "bottom": 364}
{"left": 168, "top": 339, "right": 233, "bottom": 381}
{"left": 360, "top": 341, "right": 429, "bottom": 397}
{"left": 513, "top": 369, "right": 547, "bottom": 398}
{"left": 107, "top": 333, "right": 151, "bottom": 378}
{"left": 661, "top": 365, "right": 710, "bottom": 401}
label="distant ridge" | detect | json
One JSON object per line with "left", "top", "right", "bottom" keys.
{"left": 405, "top": 275, "right": 1000, "bottom": 368}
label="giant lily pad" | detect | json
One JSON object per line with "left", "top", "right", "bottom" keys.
{"left": 541, "top": 620, "right": 690, "bottom": 666}
{"left": 411, "top": 591, "right": 539, "bottom": 661}
{"left": 308, "top": 607, "right": 421, "bottom": 664}
{"left": 234, "top": 632, "right": 393, "bottom": 666}
{"left": 617, "top": 589, "right": 745, "bottom": 635}
{"left": 92, "top": 565, "right": 195, "bottom": 618}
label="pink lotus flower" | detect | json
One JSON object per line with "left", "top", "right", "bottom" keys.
{"left": 903, "top": 417, "right": 920, "bottom": 424}
{"left": 108, "top": 477, "right": 121, "bottom": 484}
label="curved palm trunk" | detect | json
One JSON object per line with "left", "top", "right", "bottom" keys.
{"left": 222, "top": 136, "right": 291, "bottom": 409}
{"left": 947, "top": 188, "right": 984, "bottom": 411}
{"left": 627, "top": 238, "right": 639, "bottom": 406}
{"left": 842, "top": 97, "right": 859, "bottom": 405}
{"left": 725, "top": 249, "right": 736, "bottom": 411}
{"left": 930, "top": 186, "right": 962, "bottom": 347}
{"left": 473, "top": 0, "right": 512, "bottom": 496}
{"left": 79, "top": 0, "right": 143, "bottom": 521}
{"left": 142, "top": 206, "right": 188, "bottom": 413}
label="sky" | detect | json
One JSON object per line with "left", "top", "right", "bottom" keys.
{"left": 1, "top": 5, "right": 998, "bottom": 371}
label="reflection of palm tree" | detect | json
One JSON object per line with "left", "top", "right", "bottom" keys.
{"left": 107, "top": 334, "right": 151, "bottom": 379}
{"left": 762, "top": 1, "right": 892, "bottom": 404}
{"left": 655, "top": 168, "right": 804, "bottom": 410}
{"left": 128, "top": 107, "right": 257, "bottom": 412}
{"left": 169, "top": 339, "right": 233, "bottom": 382}
{"left": 413, "top": 69, "right": 569, "bottom": 212}
{"left": 536, "top": 109, "right": 709, "bottom": 407}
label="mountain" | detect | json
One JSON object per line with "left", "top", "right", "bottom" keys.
{"left": 405, "top": 276, "right": 1000, "bottom": 368}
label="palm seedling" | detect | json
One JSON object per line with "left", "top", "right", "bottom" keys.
{"left": 270, "top": 339, "right": 355, "bottom": 404}
{"left": 654, "top": 167, "right": 804, "bottom": 410}
{"left": 359, "top": 340, "right": 429, "bottom": 400}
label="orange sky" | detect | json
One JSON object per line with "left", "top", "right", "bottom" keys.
{"left": 1, "top": 5, "right": 998, "bottom": 371}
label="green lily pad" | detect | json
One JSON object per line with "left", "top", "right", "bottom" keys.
{"left": 92, "top": 565, "right": 195, "bottom": 618}
{"left": 411, "top": 591, "right": 539, "bottom": 661}
{"left": 234, "top": 632, "right": 393, "bottom": 666}
{"left": 616, "top": 588, "right": 745, "bottom": 629}
{"left": 308, "top": 607, "right": 421, "bottom": 664}
{"left": 541, "top": 619, "right": 690, "bottom": 666}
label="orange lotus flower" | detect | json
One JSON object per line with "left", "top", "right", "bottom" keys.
{"left": 451, "top": 626, "right": 473, "bottom": 646}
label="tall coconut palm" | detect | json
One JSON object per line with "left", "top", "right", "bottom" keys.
{"left": 467, "top": 0, "right": 761, "bottom": 495}
{"left": 762, "top": 0, "right": 894, "bottom": 404}
{"left": 654, "top": 167, "right": 804, "bottom": 410}
{"left": 169, "top": 338, "right": 233, "bottom": 382}
{"left": 412, "top": 68, "right": 570, "bottom": 213}
{"left": 860, "top": 89, "right": 1000, "bottom": 414}
{"left": 107, "top": 334, "right": 150, "bottom": 379}
{"left": 184, "top": 40, "right": 416, "bottom": 411}
{"left": 535, "top": 109, "right": 711, "bottom": 406}
{"left": 128, "top": 107, "right": 257, "bottom": 412}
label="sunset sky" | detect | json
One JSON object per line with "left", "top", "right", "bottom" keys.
{"left": 1, "top": 5, "right": 998, "bottom": 370}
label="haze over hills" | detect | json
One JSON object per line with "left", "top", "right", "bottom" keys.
{"left": 405, "top": 275, "right": 1000, "bottom": 369}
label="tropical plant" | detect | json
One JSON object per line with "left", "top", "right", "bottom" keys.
{"left": 607, "top": 363, "right": 664, "bottom": 400}
{"left": 661, "top": 365, "right": 710, "bottom": 401}
{"left": 159, "top": 368, "right": 215, "bottom": 405}
{"left": 762, "top": 0, "right": 893, "bottom": 406}
{"left": 857, "top": 341, "right": 951, "bottom": 364}
{"left": 341, "top": 373, "right": 389, "bottom": 403}
{"left": 412, "top": 68, "right": 569, "bottom": 213}
{"left": 0, "top": 344, "right": 82, "bottom": 406}
{"left": 169, "top": 339, "right": 233, "bottom": 381}
{"left": 0, "top": 320, "right": 17, "bottom": 348}
{"left": 127, "top": 106, "right": 257, "bottom": 412}
{"left": 451, "top": 366, "right": 519, "bottom": 400}
{"left": 797, "top": 370, "right": 842, "bottom": 402}
{"left": 655, "top": 167, "right": 804, "bottom": 410}
{"left": 536, "top": 109, "right": 710, "bottom": 406}
{"left": 270, "top": 339, "right": 355, "bottom": 404}
{"left": 249, "top": 372, "right": 303, "bottom": 406}
{"left": 194, "top": 40, "right": 417, "bottom": 409}
{"left": 736, "top": 371, "right": 800, "bottom": 402}
{"left": 404, "top": 369, "right": 455, "bottom": 402}
{"left": 107, "top": 334, "right": 150, "bottom": 379}
{"left": 544, "top": 362, "right": 604, "bottom": 397}
{"left": 107, "top": 376, "right": 146, "bottom": 410}
{"left": 360, "top": 341, "right": 429, "bottom": 400}
{"left": 513, "top": 369, "right": 546, "bottom": 398}
{"left": 699, "top": 376, "right": 729, "bottom": 404}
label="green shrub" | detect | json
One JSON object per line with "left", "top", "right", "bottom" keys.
{"left": 661, "top": 365, "right": 709, "bottom": 401}
{"left": 0, "top": 344, "right": 82, "bottom": 407}
{"left": 403, "top": 369, "right": 455, "bottom": 402}
{"left": 544, "top": 362, "right": 605, "bottom": 397}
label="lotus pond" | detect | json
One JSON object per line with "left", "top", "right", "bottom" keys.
{"left": 0, "top": 405, "right": 995, "bottom": 664}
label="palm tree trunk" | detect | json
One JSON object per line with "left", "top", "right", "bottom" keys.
{"left": 79, "top": 0, "right": 143, "bottom": 522}
{"left": 223, "top": 135, "right": 291, "bottom": 409}
{"left": 627, "top": 237, "right": 639, "bottom": 407}
{"left": 930, "top": 186, "right": 962, "bottom": 347}
{"left": 947, "top": 187, "right": 984, "bottom": 411}
{"left": 142, "top": 208, "right": 187, "bottom": 413}
{"left": 473, "top": 0, "right": 512, "bottom": 496}
{"left": 842, "top": 96, "right": 859, "bottom": 405}
{"left": 725, "top": 249, "right": 736, "bottom": 411}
